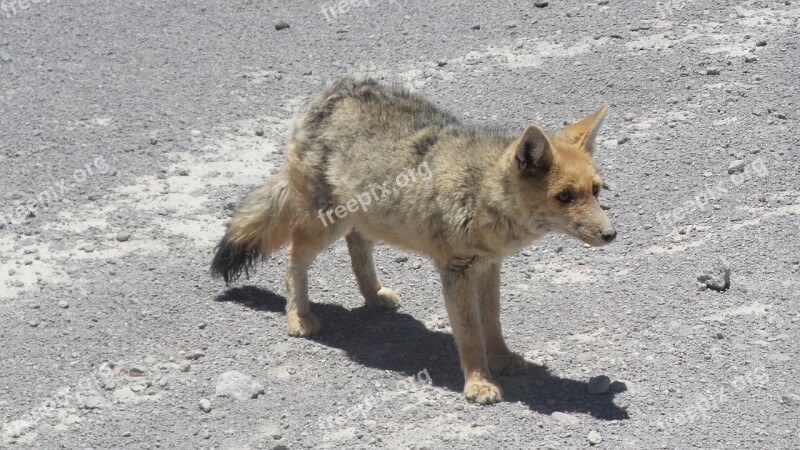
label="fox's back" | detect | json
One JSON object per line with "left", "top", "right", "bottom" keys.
{"left": 298, "top": 77, "right": 457, "bottom": 163}
{"left": 288, "top": 78, "right": 516, "bottom": 255}
{"left": 291, "top": 78, "right": 456, "bottom": 206}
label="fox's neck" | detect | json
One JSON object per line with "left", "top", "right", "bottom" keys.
{"left": 476, "top": 156, "right": 549, "bottom": 253}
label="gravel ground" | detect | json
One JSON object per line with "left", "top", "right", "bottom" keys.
{"left": 1, "top": 1, "right": 798, "bottom": 449}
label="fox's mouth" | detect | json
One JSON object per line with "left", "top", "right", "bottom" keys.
{"left": 561, "top": 225, "right": 614, "bottom": 247}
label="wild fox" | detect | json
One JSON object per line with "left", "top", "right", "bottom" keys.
{"left": 211, "top": 77, "right": 616, "bottom": 404}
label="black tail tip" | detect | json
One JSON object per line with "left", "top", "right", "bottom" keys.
{"left": 210, "top": 236, "right": 260, "bottom": 285}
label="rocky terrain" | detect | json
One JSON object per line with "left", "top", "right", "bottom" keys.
{"left": 1, "top": 0, "right": 798, "bottom": 449}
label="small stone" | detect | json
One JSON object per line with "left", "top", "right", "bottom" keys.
{"left": 551, "top": 412, "right": 579, "bottom": 427}
{"left": 617, "top": 135, "right": 630, "bottom": 145}
{"left": 13, "top": 280, "right": 24, "bottom": 288}
{"left": 697, "top": 257, "right": 731, "bottom": 291}
{"left": 768, "top": 353, "right": 791, "bottom": 363}
{"left": 186, "top": 350, "right": 205, "bottom": 360}
{"left": 29, "top": 320, "right": 39, "bottom": 327}
{"left": 129, "top": 365, "right": 147, "bottom": 377}
{"left": 714, "top": 331, "right": 724, "bottom": 339}
{"left": 272, "top": 433, "right": 282, "bottom": 440}
{"left": 180, "top": 362, "right": 191, "bottom": 372}
{"left": 82, "top": 395, "right": 105, "bottom": 410}
{"left": 83, "top": 245, "right": 95, "bottom": 253}
{"left": 744, "top": 55, "right": 758, "bottom": 63}
{"left": 275, "top": 20, "right": 290, "bottom": 31}
{"left": 623, "top": 112, "right": 636, "bottom": 122}
{"left": 471, "top": 24, "right": 481, "bottom": 30}
{"left": 255, "top": 128, "right": 264, "bottom": 137}
{"left": 436, "top": 60, "right": 447, "bottom": 67}
{"left": 177, "top": 168, "right": 190, "bottom": 176}
{"left": 199, "top": 398, "right": 212, "bottom": 413}
{"left": 215, "top": 371, "right": 265, "bottom": 400}
{"left": 755, "top": 40, "right": 767, "bottom": 47}
{"left": 728, "top": 160, "right": 746, "bottom": 174}
{"left": 115, "top": 232, "right": 131, "bottom": 242}
{"left": 534, "top": 0, "right": 549, "bottom": 7}
{"left": 394, "top": 255, "right": 409, "bottom": 263}
{"left": 609, "top": 380, "right": 628, "bottom": 393}
{"left": 781, "top": 393, "right": 800, "bottom": 406}
{"left": 588, "top": 375, "right": 611, "bottom": 394}
{"left": 706, "top": 67, "right": 721, "bottom": 75}
{"left": 199, "top": 322, "right": 207, "bottom": 329}
{"left": 412, "top": 260, "right": 423, "bottom": 270}
{"left": 4, "top": 420, "right": 32, "bottom": 438}
{"left": 8, "top": 268, "right": 15, "bottom": 275}
{"left": 0, "top": 52, "right": 11, "bottom": 63}
{"left": 58, "top": 301, "right": 69, "bottom": 309}
{"left": 150, "top": 137, "right": 158, "bottom": 145}
{"left": 428, "top": 315, "right": 447, "bottom": 330}
{"left": 587, "top": 430, "right": 603, "bottom": 445}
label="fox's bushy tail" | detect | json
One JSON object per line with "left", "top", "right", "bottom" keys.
{"left": 211, "top": 169, "right": 293, "bottom": 284}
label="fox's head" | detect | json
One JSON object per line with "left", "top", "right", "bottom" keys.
{"left": 507, "top": 106, "right": 616, "bottom": 247}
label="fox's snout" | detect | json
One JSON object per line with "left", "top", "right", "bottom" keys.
{"left": 566, "top": 200, "right": 617, "bottom": 247}
{"left": 576, "top": 220, "right": 617, "bottom": 247}
{"left": 573, "top": 219, "right": 616, "bottom": 247}
{"left": 586, "top": 206, "right": 616, "bottom": 246}
{"left": 594, "top": 204, "right": 616, "bottom": 245}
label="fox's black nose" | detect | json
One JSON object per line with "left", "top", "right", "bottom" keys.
{"left": 601, "top": 229, "right": 617, "bottom": 243}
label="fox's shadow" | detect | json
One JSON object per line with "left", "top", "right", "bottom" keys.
{"left": 215, "top": 286, "right": 629, "bottom": 420}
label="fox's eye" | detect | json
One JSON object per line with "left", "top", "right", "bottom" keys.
{"left": 557, "top": 190, "right": 573, "bottom": 204}
{"left": 592, "top": 185, "right": 600, "bottom": 197}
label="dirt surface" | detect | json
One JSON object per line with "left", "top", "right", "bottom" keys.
{"left": 1, "top": 1, "right": 798, "bottom": 449}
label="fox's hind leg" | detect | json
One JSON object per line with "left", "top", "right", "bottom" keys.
{"left": 285, "top": 225, "right": 341, "bottom": 337}
{"left": 345, "top": 230, "right": 400, "bottom": 310}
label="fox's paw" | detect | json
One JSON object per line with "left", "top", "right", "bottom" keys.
{"left": 464, "top": 379, "right": 503, "bottom": 405}
{"left": 488, "top": 351, "right": 526, "bottom": 376}
{"left": 365, "top": 287, "right": 400, "bottom": 310}
{"left": 287, "top": 312, "right": 321, "bottom": 337}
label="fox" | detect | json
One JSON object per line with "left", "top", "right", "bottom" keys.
{"left": 211, "top": 76, "right": 616, "bottom": 405}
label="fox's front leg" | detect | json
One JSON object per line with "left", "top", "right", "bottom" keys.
{"left": 438, "top": 264, "right": 502, "bottom": 405}
{"left": 479, "top": 262, "right": 526, "bottom": 375}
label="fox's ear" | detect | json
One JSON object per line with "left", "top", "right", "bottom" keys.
{"left": 511, "top": 125, "right": 553, "bottom": 173}
{"left": 557, "top": 105, "right": 609, "bottom": 154}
